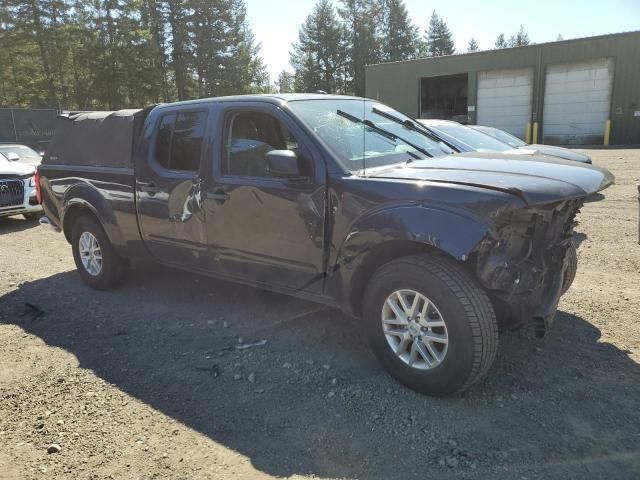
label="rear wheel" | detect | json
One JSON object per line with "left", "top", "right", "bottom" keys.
{"left": 71, "top": 215, "right": 126, "bottom": 289}
{"left": 363, "top": 254, "right": 498, "bottom": 396}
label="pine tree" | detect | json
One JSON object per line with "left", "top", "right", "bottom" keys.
{"left": 423, "top": 11, "right": 455, "bottom": 57}
{"left": 556, "top": 33, "right": 564, "bottom": 41}
{"left": 339, "top": 0, "right": 380, "bottom": 96}
{"left": 508, "top": 25, "right": 530, "bottom": 47}
{"left": 166, "top": 0, "right": 191, "bottom": 101}
{"left": 218, "top": 1, "right": 270, "bottom": 95}
{"left": 467, "top": 37, "right": 479, "bottom": 52}
{"left": 379, "top": 0, "right": 420, "bottom": 62}
{"left": 0, "top": 0, "right": 286, "bottom": 108}
{"left": 494, "top": 33, "right": 508, "bottom": 49}
{"left": 290, "top": 0, "right": 346, "bottom": 94}
{"left": 277, "top": 71, "right": 295, "bottom": 93}
{"left": 141, "top": 0, "right": 170, "bottom": 102}
{"left": 8, "top": 0, "right": 60, "bottom": 106}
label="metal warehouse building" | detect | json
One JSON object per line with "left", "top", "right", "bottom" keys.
{"left": 365, "top": 31, "right": 640, "bottom": 145}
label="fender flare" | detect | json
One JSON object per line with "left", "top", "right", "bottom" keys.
{"left": 61, "top": 184, "right": 126, "bottom": 253}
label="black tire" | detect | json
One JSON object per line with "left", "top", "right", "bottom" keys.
{"left": 23, "top": 212, "right": 43, "bottom": 222}
{"left": 561, "top": 241, "right": 578, "bottom": 296}
{"left": 363, "top": 254, "right": 498, "bottom": 396}
{"left": 71, "top": 215, "right": 126, "bottom": 290}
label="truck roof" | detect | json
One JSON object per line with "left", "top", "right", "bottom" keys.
{"left": 152, "top": 93, "right": 369, "bottom": 110}
{"left": 42, "top": 94, "right": 374, "bottom": 169}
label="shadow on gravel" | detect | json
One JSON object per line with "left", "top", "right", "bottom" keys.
{"left": 2, "top": 268, "right": 640, "bottom": 479}
{"left": 0, "top": 216, "right": 40, "bottom": 235}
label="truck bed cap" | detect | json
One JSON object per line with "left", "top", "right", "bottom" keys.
{"left": 43, "top": 109, "right": 146, "bottom": 169}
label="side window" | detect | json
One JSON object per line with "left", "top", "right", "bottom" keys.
{"left": 155, "top": 114, "right": 175, "bottom": 169}
{"left": 223, "top": 111, "right": 301, "bottom": 178}
{"left": 153, "top": 111, "right": 207, "bottom": 172}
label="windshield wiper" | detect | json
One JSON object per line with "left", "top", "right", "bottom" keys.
{"left": 371, "top": 107, "right": 457, "bottom": 151}
{"left": 372, "top": 107, "right": 437, "bottom": 137}
{"left": 336, "top": 110, "right": 429, "bottom": 160}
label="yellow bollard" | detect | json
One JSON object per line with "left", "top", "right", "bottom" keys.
{"left": 532, "top": 122, "right": 539, "bottom": 144}
{"left": 604, "top": 119, "right": 611, "bottom": 146}
{"left": 525, "top": 122, "right": 532, "bottom": 144}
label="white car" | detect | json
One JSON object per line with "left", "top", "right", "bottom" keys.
{"left": 0, "top": 149, "right": 43, "bottom": 221}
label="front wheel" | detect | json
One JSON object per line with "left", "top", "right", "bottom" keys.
{"left": 561, "top": 241, "right": 578, "bottom": 296}
{"left": 71, "top": 215, "right": 126, "bottom": 289}
{"left": 363, "top": 254, "right": 498, "bottom": 396}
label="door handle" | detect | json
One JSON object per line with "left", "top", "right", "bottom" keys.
{"left": 207, "top": 190, "right": 230, "bottom": 202}
{"left": 139, "top": 182, "right": 158, "bottom": 193}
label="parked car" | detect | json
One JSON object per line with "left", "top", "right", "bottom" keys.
{"left": 0, "top": 143, "right": 43, "bottom": 167}
{"left": 418, "top": 120, "right": 592, "bottom": 164}
{"left": 468, "top": 125, "right": 592, "bottom": 164}
{"left": 37, "top": 95, "right": 613, "bottom": 396}
{"left": 0, "top": 152, "right": 43, "bottom": 221}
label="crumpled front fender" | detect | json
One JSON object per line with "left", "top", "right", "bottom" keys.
{"left": 338, "top": 205, "right": 490, "bottom": 262}
{"left": 329, "top": 204, "right": 492, "bottom": 316}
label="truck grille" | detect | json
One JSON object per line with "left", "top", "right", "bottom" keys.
{"left": 0, "top": 179, "right": 24, "bottom": 208}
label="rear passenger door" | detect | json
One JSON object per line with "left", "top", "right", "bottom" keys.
{"left": 136, "top": 108, "right": 210, "bottom": 268}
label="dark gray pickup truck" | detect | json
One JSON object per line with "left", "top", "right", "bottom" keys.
{"left": 37, "top": 94, "right": 614, "bottom": 396}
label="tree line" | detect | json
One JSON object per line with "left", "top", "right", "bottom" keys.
{"left": 284, "top": 0, "right": 533, "bottom": 96}
{"left": 0, "top": 0, "right": 535, "bottom": 109}
{"left": 0, "top": 0, "right": 269, "bottom": 110}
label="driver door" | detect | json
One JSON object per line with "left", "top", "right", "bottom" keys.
{"left": 202, "top": 103, "right": 327, "bottom": 294}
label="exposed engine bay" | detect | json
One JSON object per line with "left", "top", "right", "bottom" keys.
{"left": 473, "top": 199, "right": 583, "bottom": 336}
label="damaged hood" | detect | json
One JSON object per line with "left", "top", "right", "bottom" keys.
{"left": 368, "top": 152, "right": 614, "bottom": 205}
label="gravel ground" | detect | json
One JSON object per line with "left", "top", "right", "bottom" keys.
{"left": 1, "top": 149, "right": 639, "bottom": 480}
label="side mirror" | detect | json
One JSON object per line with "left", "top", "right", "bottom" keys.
{"left": 6, "top": 152, "right": 19, "bottom": 161}
{"left": 265, "top": 150, "right": 302, "bottom": 178}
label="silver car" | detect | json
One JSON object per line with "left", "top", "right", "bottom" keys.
{"left": 469, "top": 125, "right": 592, "bottom": 164}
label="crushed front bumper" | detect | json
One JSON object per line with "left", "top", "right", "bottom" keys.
{"left": 473, "top": 199, "right": 582, "bottom": 336}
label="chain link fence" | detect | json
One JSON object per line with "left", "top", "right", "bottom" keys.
{"left": 0, "top": 108, "right": 59, "bottom": 152}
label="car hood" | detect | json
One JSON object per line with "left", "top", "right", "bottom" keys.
{"left": 368, "top": 152, "right": 614, "bottom": 205}
{"left": 0, "top": 159, "right": 35, "bottom": 176}
{"left": 512, "top": 145, "right": 591, "bottom": 163}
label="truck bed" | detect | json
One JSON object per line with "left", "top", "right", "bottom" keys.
{"left": 38, "top": 109, "right": 151, "bottom": 258}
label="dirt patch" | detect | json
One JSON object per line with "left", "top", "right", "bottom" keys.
{"left": 1, "top": 149, "right": 639, "bottom": 479}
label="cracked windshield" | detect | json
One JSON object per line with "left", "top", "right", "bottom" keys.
{"left": 289, "top": 99, "right": 454, "bottom": 173}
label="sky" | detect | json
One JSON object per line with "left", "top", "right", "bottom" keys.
{"left": 245, "top": 0, "right": 640, "bottom": 81}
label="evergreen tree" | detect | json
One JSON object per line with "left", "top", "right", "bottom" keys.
{"left": 423, "top": 11, "right": 455, "bottom": 56}
{"left": 508, "top": 25, "right": 530, "bottom": 47}
{"left": 0, "top": 0, "right": 308, "bottom": 108}
{"left": 556, "top": 33, "right": 564, "bottom": 41}
{"left": 290, "top": 0, "right": 346, "bottom": 94}
{"left": 166, "top": 0, "right": 191, "bottom": 101}
{"left": 277, "top": 70, "right": 295, "bottom": 93}
{"left": 467, "top": 37, "right": 479, "bottom": 52}
{"left": 141, "top": 0, "right": 170, "bottom": 102}
{"left": 494, "top": 33, "right": 508, "bottom": 49}
{"left": 339, "top": 0, "right": 380, "bottom": 96}
{"left": 378, "top": 0, "right": 420, "bottom": 62}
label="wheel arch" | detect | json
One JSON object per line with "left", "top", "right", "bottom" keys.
{"left": 332, "top": 205, "right": 491, "bottom": 318}
{"left": 62, "top": 201, "right": 101, "bottom": 243}
{"left": 60, "top": 185, "right": 125, "bottom": 254}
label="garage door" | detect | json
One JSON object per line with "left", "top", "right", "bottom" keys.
{"left": 542, "top": 58, "right": 614, "bottom": 145}
{"left": 477, "top": 68, "right": 533, "bottom": 140}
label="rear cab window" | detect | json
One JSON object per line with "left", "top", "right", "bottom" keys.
{"left": 153, "top": 111, "right": 208, "bottom": 172}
